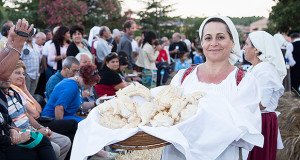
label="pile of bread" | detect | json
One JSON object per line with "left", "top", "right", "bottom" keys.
{"left": 97, "top": 83, "right": 205, "bottom": 129}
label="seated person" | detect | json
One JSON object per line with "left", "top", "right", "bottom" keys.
{"left": 193, "top": 46, "right": 204, "bottom": 64}
{"left": 10, "top": 60, "right": 78, "bottom": 151}
{"left": 41, "top": 64, "right": 100, "bottom": 122}
{"left": 95, "top": 53, "right": 126, "bottom": 97}
{"left": 174, "top": 52, "right": 191, "bottom": 71}
{"left": 46, "top": 56, "right": 80, "bottom": 98}
{"left": 0, "top": 112, "right": 57, "bottom": 160}
{"left": 0, "top": 78, "right": 71, "bottom": 160}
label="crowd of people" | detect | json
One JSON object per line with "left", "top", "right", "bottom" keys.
{"left": 0, "top": 15, "right": 299, "bottom": 160}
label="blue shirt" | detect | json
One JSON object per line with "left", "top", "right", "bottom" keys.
{"left": 42, "top": 79, "right": 83, "bottom": 119}
{"left": 194, "top": 55, "right": 204, "bottom": 64}
{"left": 174, "top": 60, "right": 191, "bottom": 71}
{"left": 46, "top": 70, "right": 64, "bottom": 98}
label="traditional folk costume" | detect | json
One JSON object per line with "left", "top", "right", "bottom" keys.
{"left": 161, "top": 16, "right": 264, "bottom": 160}
{"left": 247, "top": 31, "right": 286, "bottom": 160}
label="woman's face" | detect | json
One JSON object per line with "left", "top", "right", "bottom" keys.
{"left": 64, "top": 31, "right": 71, "bottom": 41}
{"left": 10, "top": 67, "right": 26, "bottom": 87}
{"left": 201, "top": 22, "right": 234, "bottom": 63}
{"left": 72, "top": 31, "right": 83, "bottom": 44}
{"left": 119, "top": 64, "right": 128, "bottom": 72}
{"left": 243, "top": 38, "right": 259, "bottom": 63}
{"left": 106, "top": 58, "right": 119, "bottom": 71}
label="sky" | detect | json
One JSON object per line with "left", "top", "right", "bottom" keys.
{"left": 122, "top": 0, "right": 277, "bottom": 18}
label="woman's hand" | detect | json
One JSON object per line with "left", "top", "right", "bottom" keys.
{"left": 10, "top": 129, "right": 21, "bottom": 145}
{"left": 82, "top": 90, "right": 91, "bottom": 98}
{"left": 20, "top": 77, "right": 28, "bottom": 91}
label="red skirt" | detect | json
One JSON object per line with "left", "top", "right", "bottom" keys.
{"left": 247, "top": 112, "right": 278, "bottom": 160}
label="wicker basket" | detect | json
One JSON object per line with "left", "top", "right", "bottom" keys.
{"left": 110, "top": 131, "right": 171, "bottom": 150}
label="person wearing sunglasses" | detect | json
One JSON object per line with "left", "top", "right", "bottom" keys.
{"left": 41, "top": 63, "right": 100, "bottom": 122}
{"left": 95, "top": 52, "right": 126, "bottom": 97}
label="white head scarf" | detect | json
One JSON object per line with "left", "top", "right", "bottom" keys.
{"left": 273, "top": 33, "right": 289, "bottom": 48}
{"left": 88, "top": 26, "right": 101, "bottom": 46}
{"left": 249, "top": 31, "right": 287, "bottom": 80}
{"left": 199, "top": 16, "right": 241, "bottom": 65}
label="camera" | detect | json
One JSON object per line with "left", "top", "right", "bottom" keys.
{"left": 15, "top": 25, "right": 37, "bottom": 37}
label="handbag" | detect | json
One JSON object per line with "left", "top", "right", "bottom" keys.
{"left": 17, "top": 130, "right": 43, "bottom": 149}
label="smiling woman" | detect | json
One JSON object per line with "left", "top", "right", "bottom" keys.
{"left": 161, "top": 16, "right": 264, "bottom": 160}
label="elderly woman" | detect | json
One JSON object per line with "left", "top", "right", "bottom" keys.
{"left": 48, "top": 26, "right": 70, "bottom": 71}
{"left": 95, "top": 52, "right": 126, "bottom": 97}
{"left": 9, "top": 60, "right": 78, "bottom": 149}
{"left": 136, "top": 31, "right": 162, "bottom": 89}
{"left": 162, "top": 16, "right": 263, "bottom": 160}
{"left": 66, "top": 25, "right": 92, "bottom": 58}
{"left": 244, "top": 31, "right": 286, "bottom": 160}
{"left": 41, "top": 64, "right": 100, "bottom": 122}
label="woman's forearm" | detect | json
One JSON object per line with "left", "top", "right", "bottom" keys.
{"left": 55, "top": 105, "right": 64, "bottom": 120}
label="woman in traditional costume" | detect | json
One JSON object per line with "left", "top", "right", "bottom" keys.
{"left": 162, "top": 16, "right": 264, "bottom": 160}
{"left": 244, "top": 31, "right": 286, "bottom": 160}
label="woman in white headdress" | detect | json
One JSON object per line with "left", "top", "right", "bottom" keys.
{"left": 244, "top": 31, "right": 286, "bottom": 160}
{"left": 273, "top": 33, "right": 296, "bottom": 67}
{"left": 161, "top": 16, "right": 263, "bottom": 160}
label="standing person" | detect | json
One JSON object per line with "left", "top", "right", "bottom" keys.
{"left": 181, "top": 33, "right": 191, "bottom": 50}
{"left": 111, "top": 29, "right": 122, "bottom": 53}
{"left": 95, "top": 26, "right": 112, "bottom": 70}
{"left": 0, "top": 18, "right": 33, "bottom": 80}
{"left": 169, "top": 32, "right": 189, "bottom": 60}
{"left": 245, "top": 31, "right": 286, "bottom": 160}
{"left": 48, "top": 26, "right": 70, "bottom": 72}
{"left": 0, "top": 26, "right": 11, "bottom": 49}
{"left": 42, "top": 27, "right": 58, "bottom": 82}
{"left": 190, "top": 36, "right": 199, "bottom": 63}
{"left": 136, "top": 31, "right": 162, "bottom": 89}
{"left": 117, "top": 20, "right": 136, "bottom": 69}
{"left": 66, "top": 24, "right": 91, "bottom": 58}
{"left": 162, "top": 16, "right": 263, "bottom": 160}
{"left": 161, "top": 36, "right": 171, "bottom": 64}
{"left": 20, "top": 36, "right": 41, "bottom": 95}
{"left": 288, "top": 31, "right": 300, "bottom": 93}
{"left": 95, "top": 53, "right": 126, "bottom": 97}
{"left": 34, "top": 32, "right": 47, "bottom": 97}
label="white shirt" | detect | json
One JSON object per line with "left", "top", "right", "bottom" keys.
{"left": 285, "top": 42, "right": 296, "bottom": 67}
{"left": 42, "top": 40, "right": 54, "bottom": 67}
{"left": 161, "top": 65, "right": 263, "bottom": 160}
{"left": 131, "top": 39, "right": 139, "bottom": 53}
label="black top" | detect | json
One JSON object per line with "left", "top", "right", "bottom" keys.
{"left": 169, "top": 41, "right": 189, "bottom": 59}
{"left": 66, "top": 41, "right": 90, "bottom": 57}
{"left": 292, "top": 41, "right": 300, "bottom": 69}
{"left": 0, "top": 112, "right": 13, "bottom": 151}
{"left": 111, "top": 40, "right": 118, "bottom": 53}
{"left": 98, "top": 65, "right": 122, "bottom": 85}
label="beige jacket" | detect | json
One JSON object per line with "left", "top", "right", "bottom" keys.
{"left": 136, "top": 42, "right": 159, "bottom": 70}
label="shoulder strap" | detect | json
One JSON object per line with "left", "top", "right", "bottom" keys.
{"left": 236, "top": 68, "right": 246, "bottom": 86}
{"left": 181, "top": 65, "right": 197, "bottom": 84}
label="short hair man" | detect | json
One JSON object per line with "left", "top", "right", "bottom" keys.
{"left": 169, "top": 32, "right": 189, "bottom": 59}
{"left": 117, "top": 20, "right": 136, "bottom": 69}
{"left": 46, "top": 56, "right": 80, "bottom": 98}
{"left": 75, "top": 52, "right": 92, "bottom": 67}
{"left": 20, "top": 36, "right": 41, "bottom": 95}
{"left": 288, "top": 31, "right": 300, "bottom": 93}
{"left": 95, "top": 26, "right": 112, "bottom": 69}
{"left": 43, "top": 29, "right": 53, "bottom": 42}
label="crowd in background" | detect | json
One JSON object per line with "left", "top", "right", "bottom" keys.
{"left": 0, "top": 17, "right": 300, "bottom": 160}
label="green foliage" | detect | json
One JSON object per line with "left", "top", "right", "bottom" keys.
{"left": 137, "top": 0, "right": 179, "bottom": 38}
{"left": 268, "top": 0, "right": 300, "bottom": 33}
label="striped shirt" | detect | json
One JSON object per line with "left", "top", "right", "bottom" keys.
{"left": 5, "top": 89, "right": 29, "bottom": 129}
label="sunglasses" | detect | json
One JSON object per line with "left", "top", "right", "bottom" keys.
{"left": 107, "top": 52, "right": 118, "bottom": 58}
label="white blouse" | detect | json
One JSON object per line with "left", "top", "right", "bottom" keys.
{"left": 247, "top": 62, "right": 284, "bottom": 113}
{"left": 161, "top": 65, "right": 264, "bottom": 160}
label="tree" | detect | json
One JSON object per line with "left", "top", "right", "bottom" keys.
{"left": 137, "top": 0, "right": 178, "bottom": 38}
{"left": 38, "top": 0, "right": 88, "bottom": 27}
{"left": 268, "top": 0, "right": 300, "bottom": 33}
